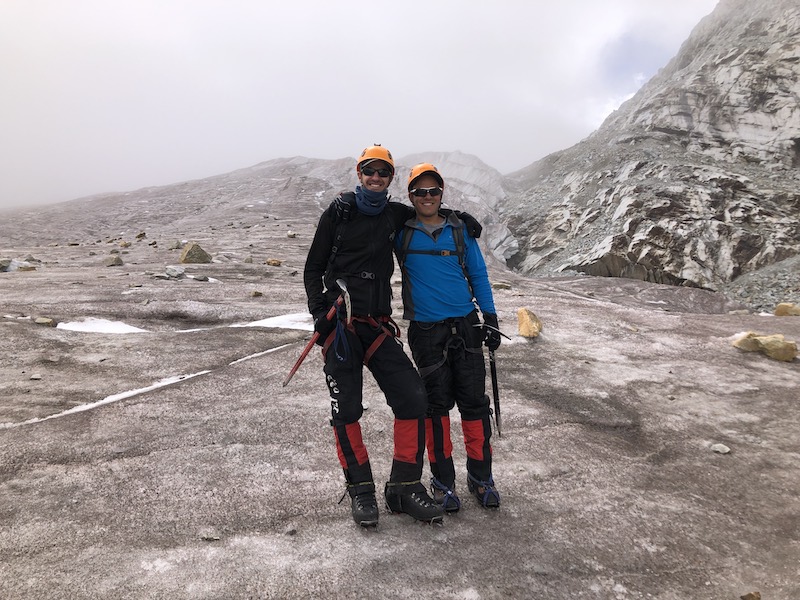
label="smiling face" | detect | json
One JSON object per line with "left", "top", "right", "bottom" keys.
{"left": 408, "top": 174, "right": 443, "bottom": 224}
{"left": 357, "top": 160, "right": 393, "bottom": 193}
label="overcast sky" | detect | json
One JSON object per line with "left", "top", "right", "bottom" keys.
{"left": 0, "top": 0, "right": 719, "bottom": 209}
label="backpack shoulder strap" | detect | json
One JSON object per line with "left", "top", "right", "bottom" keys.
{"left": 450, "top": 220, "right": 467, "bottom": 271}
{"left": 396, "top": 225, "right": 415, "bottom": 269}
{"left": 328, "top": 191, "right": 355, "bottom": 266}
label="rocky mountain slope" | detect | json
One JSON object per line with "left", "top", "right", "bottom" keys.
{"left": 502, "top": 0, "right": 800, "bottom": 311}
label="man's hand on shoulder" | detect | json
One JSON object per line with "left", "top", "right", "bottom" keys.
{"left": 456, "top": 210, "right": 482, "bottom": 238}
{"left": 332, "top": 191, "right": 356, "bottom": 221}
{"left": 440, "top": 208, "right": 482, "bottom": 238}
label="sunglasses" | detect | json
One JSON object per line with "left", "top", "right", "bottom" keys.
{"left": 410, "top": 187, "right": 443, "bottom": 198}
{"left": 361, "top": 166, "right": 392, "bottom": 177}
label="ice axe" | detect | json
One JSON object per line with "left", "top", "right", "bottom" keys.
{"left": 282, "top": 279, "right": 351, "bottom": 387}
{"left": 475, "top": 322, "right": 510, "bottom": 437}
{"left": 489, "top": 349, "right": 502, "bottom": 437}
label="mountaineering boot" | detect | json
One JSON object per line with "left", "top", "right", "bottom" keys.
{"left": 344, "top": 481, "right": 379, "bottom": 527}
{"left": 467, "top": 473, "right": 501, "bottom": 508}
{"left": 384, "top": 481, "right": 444, "bottom": 524}
{"left": 430, "top": 477, "right": 461, "bottom": 513}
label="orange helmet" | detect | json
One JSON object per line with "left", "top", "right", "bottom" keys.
{"left": 357, "top": 144, "right": 394, "bottom": 174}
{"left": 407, "top": 163, "right": 444, "bottom": 191}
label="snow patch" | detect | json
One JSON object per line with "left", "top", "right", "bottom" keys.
{"left": 235, "top": 312, "right": 313, "bottom": 331}
{"left": 57, "top": 318, "right": 149, "bottom": 333}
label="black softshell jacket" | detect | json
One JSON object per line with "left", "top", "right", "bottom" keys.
{"left": 304, "top": 201, "right": 413, "bottom": 319}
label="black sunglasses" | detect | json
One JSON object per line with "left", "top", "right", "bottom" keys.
{"left": 361, "top": 166, "right": 392, "bottom": 177}
{"left": 410, "top": 187, "right": 443, "bottom": 198}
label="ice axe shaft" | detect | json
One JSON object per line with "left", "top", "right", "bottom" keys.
{"left": 282, "top": 279, "right": 350, "bottom": 387}
{"left": 489, "top": 349, "right": 502, "bottom": 437}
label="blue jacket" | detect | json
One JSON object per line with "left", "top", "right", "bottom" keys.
{"left": 396, "top": 213, "right": 496, "bottom": 322}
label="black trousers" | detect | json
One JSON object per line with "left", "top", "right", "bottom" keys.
{"left": 409, "top": 310, "right": 493, "bottom": 484}
{"left": 408, "top": 310, "right": 489, "bottom": 421}
{"left": 323, "top": 319, "right": 428, "bottom": 484}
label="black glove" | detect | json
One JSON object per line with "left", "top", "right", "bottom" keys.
{"left": 313, "top": 311, "right": 338, "bottom": 346}
{"left": 455, "top": 210, "right": 482, "bottom": 238}
{"left": 333, "top": 191, "right": 356, "bottom": 221}
{"left": 482, "top": 313, "right": 501, "bottom": 351}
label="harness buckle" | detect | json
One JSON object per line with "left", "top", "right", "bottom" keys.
{"left": 360, "top": 271, "right": 375, "bottom": 280}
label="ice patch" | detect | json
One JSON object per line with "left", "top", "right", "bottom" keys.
{"left": 235, "top": 312, "right": 313, "bottom": 331}
{"left": 57, "top": 317, "right": 149, "bottom": 333}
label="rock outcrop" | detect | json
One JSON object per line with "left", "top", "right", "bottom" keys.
{"left": 502, "top": 0, "right": 800, "bottom": 311}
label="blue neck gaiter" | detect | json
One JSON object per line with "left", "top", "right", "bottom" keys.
{"left": 355, "top": 185, "right": 389, "bottom": 216}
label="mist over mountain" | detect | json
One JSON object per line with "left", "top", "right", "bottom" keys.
{"left": 3, "top": 0, "right": 798, "bottom": 313}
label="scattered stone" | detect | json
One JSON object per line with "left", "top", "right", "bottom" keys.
{"left": 732, "top": 332, "right": 798, "bottom": 362}
{"left": 165, "top": 266, "right": 186, "bottom": 279}
{"left": 199, "top": 529, "right": 221, "bottom": 542}
{"left": 34, "top": 317, "right": 56, "bottom": 327}
{"left": 110, "top": 249, "right": 120, "bottom": 254}
{"left": 148, "top": 240, "right": 157, "bottom": 246}
{"left": 180, "top": 242, "right": 213, "bottom": 264}
{"left": 29, "top": 374, "right": 43, "bottom": 380}
{"left": 740, "top": 592, "right": 761, "bottom": 600}
{"left": 119, "top": 241, "right": 131, "bottom": 248}
{"left": 711, "top": 443, "right": 731, "bottom": 454}
{"left": 517, "top": 307, "right": 543, "bottom": 338}
{"left": 244, "top": 256, "right": 254, "bottom": 264}
{"left": 492, "top": 282, "right": 512, "bottom": 290}
{"left": 167, "top": 240, "right": 183, "bottom": 250}
{"left": 287, "top": 230, "right": 297, "bottom": 238}
{"left": 67, "top": 242, "right": 80, "bottom": 246}
{"left": 774, "top": 303, "right": 800, "bottom": 316}
{"left": 136, "top": 231, "right": 147, "bottom": 240}
{"left": 192, "top": 275, "right": 209, "bottom": 282}
{"left": 2, "top": 259, "right": 36, "bottom": 272}
{"left": 105, "top": 255, "right": 124, "bottom": 267}
{"left": 251, "top": 291, "right": 263, "bottom": 297}
{"left": 266, "top": 258, "right": 282, "bottom": 267}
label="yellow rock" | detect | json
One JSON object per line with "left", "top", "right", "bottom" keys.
{"left": 775, "top": 303, "right": 800, "bottom": 316}
{"left": 266, "top": 258, "right": 282, "bottom": 267}
{"left": 733, "top": 332, "right": 797, "bottom": 362}
{"left": 517, "top": 308, "right": 543, "bottom": 338}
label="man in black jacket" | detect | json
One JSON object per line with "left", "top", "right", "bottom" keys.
{"left": 303, "top": 144, "right": 443, "bottom": 527}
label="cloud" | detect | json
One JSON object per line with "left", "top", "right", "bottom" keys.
{"left": 0, "top": 0, "right": 718, "bottom": 208}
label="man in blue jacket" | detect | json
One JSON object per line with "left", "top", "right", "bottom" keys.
{"left": 396, "top": 163, "right": 502, "bottom": 511}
